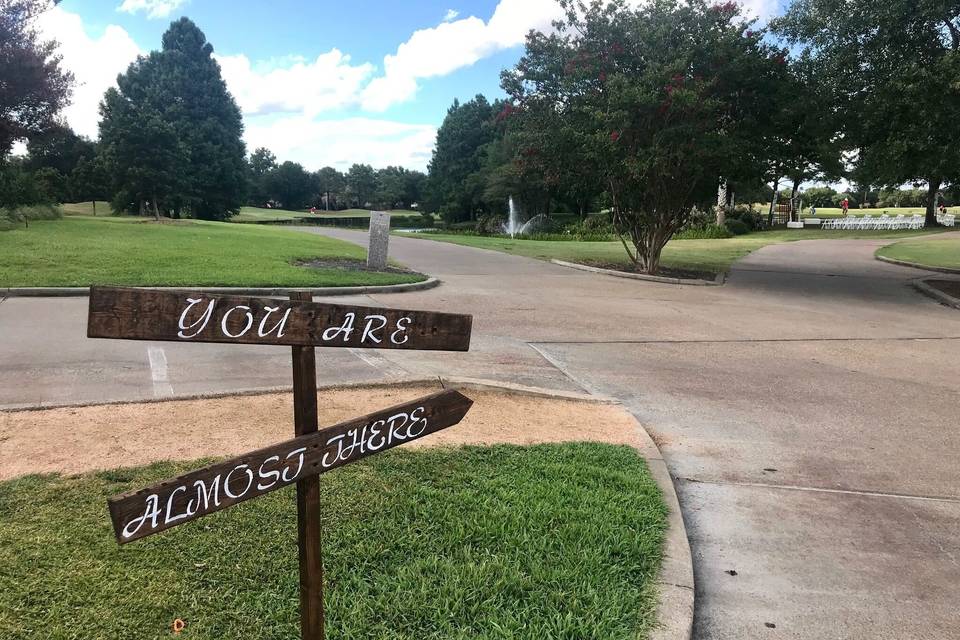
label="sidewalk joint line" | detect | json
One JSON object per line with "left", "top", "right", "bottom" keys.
{"left": 680, "top": 477, "right": 960, "bottom": 504}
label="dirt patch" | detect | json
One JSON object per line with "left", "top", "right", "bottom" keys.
{"left": 295, "top": 257, "right": 422, "bottom": 276}
{"left": 927, "top": 279, "right": 960, "bottom": 302}
{"left": 579, "top": 260, "right": 717, "bottom": 282}
{"left": 0, "top": 385, "right": 641, "bottom": 480}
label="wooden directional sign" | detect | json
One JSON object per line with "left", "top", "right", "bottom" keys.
{"left": 88, "top": 286, "right": 472, "bottom": 351}
{"left": 88, "top": 286, "right": 474, "bottom": 640}
{"left": 108, "top": 389, "right": 473, "bottom": 544}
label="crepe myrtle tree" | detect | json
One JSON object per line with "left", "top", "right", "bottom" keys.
{"left": 502, "top": 0, "right": 780, "bottom": 273}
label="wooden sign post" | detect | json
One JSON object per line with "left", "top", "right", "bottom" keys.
{"left": 88, "top": 286, "right": 474, "bottom": 640}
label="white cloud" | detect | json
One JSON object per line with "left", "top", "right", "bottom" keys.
{"left": 117, "top": 0, "right": 188, "bottom": 20}
{"left": 361, "top": 0, "right": 564, "bottom": 111}
{"left": 734, "top": 0, "right": 781, "bottom": 21}
{"left": 35, "top": 7, "right": 142, "bottom": 139}
{"left": 442, "top": 9, "right": 459, "bottom": 22}
{"left": 243, "top": 117, "right": 436, "bottom": 171}
{"left": 214, "top": 51, "right": 375, "bottom": 117}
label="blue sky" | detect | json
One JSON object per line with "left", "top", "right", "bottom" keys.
{"left": 36, "top": 0, "right": 784, "bottom": 171}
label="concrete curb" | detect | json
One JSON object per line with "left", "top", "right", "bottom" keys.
{"left": 0, "top": 375, "right": 695, "bottom": 639}
{"left": 912, "top": 278, "right": 960, "bottom": 310}
{"left": 1, "top": 277, "right": 440, "bottom": 298}
{"left": 875, "top": 254, "right": 960, "bottom": 275}
{"left": 551, "top": 259, "right": 723, "bottom": 286}
{"left": 626, "top": 411, "right": 695, "bottom": 640}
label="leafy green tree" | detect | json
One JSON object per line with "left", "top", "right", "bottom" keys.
{"left": 503, "top": 0, "right": 779, "bottom": 273}
{"left": 776, "top": 0, "right": 960, "bottom": 225}
{"left": 68, "top": 153, "right": 110, "bottom": 214}
{"left": 346, "top": 163, "right": 376, "bottom": 208}
{"left": 315, "top": 166, "right": 345, "bottom": 210}
{"left": 0, "top": 0, "right": 72, "bottom": 156}
{"left": 98, "top": 18, "right": 246, "bottom": 220}
{"left": 25, "top": 124, "right": 96, "bottom": 177}
{"left": 426, "top": 95, "right": 498, "bottom": 222}
{"left": 264, "top": 161, "right": 314, "bottom": 210}
{"left": 246, "top": 147, "right": 276, "bottom": 206}
{"left": 373, "top": 166, "right": 425, "bottom": 209}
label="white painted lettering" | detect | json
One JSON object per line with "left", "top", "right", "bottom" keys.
{"left": 223, "top": 464, "right": 254, "bottom": 499}
{"left": 163, "top": 486, "right": 192, "bottom": 525}
{"left": 408, "top": 405, "right": 428, "bottom": 438}
{"left": 221, "top": 305, "right": 254, "bottom": 338}
{"left": 122, "top": 494, "right": 162, "bottom": 539}
{"left": 177, "top": 298, "right": 216, "bottom": 339}
{"left": 258, "top": 306, "right": 292, "bottom": 338}
{"left": 282, "top": 447, "right": 308, "bottom": 481}
{"left": 322, "top": 312, "right": 356, "bottom": 342}
{"left": 321, "top": 436, "right": 345, "bottom": 468}
{"left": 367, "top": 419, "right": 386, "bottom": 451}
{"left": 256, "top": 455, "right": 282, "bottom": 490}
{"left": 193, "top": 475, "right": 221, "bottom": 512}
{"left": 360, "top": 314, "right": 388, "bottom": 344}
{"left": 390, "top": 317, "right": 412, "bottom": 345}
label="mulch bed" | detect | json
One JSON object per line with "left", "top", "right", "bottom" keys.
{"left": 579, "top": 260, "right": 718, "bottom": 282}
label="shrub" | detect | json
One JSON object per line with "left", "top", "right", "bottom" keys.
{"left": 724, "top": 218, "right": 750, "bottom": 235}
{"left": 674, "top": 224, "right": 733, "bottom": 239}
{"left": 477, "top": 213, "right": 506, "bottom": 236}
{"left": 0, "top": 204, "right": 62, "bottom": 229}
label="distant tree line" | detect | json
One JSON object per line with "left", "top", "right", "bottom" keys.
{"left": 245, "top": 148, "right": 426, "bottom": 211}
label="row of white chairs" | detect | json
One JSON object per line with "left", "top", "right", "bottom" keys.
{"left": 936, "top": 213, "right": 955, "bottom": 227}
{"left": 821, "top": 214, "right": 925, "bottom": 230}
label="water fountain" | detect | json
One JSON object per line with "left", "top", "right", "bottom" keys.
{"left": 504, "top": 195, "right": 520, "bottom": 238}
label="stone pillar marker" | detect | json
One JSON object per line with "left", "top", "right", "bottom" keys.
{"left": 367, "top": 211, "right": 390, "bottom": 270}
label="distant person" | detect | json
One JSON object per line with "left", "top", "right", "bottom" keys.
{"left": 841, "top": 198, "right": 849, "bottom": 216}
{"left": 810, "top": 205, "right": 817, "bottom": 217}
{"left": 310, "top": 206, "right": 317, "bottom": 215}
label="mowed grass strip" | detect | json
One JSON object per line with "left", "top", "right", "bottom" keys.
{"left": 0, "top": 215, "right": 425, "bottom": 287}
{"left": 0, "top": 443, "right": 667, "bottom": 640}
{"left": 876, "top": 234, "right": 960, "bottom": 271}
{"left": 409, "top": 228, "right": 948, "bottom": 273}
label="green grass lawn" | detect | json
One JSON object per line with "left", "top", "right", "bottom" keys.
{"left": 59, "top": 201, "right": 111, "bottom": 216}
{"left": 0, "top": 443, "right": 667, "bottom": 640}
{"left": 407, "top": 228, "right": 945, "bottom": 273}
{"left": 876, "top": 234, "right": 960, "bottom": 270}
{"left": 0, "top": 215, "right": 424, "bottom": 287}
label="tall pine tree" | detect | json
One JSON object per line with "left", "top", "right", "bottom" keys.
{"left": 99, "top": 18, "right": 246, "bottom": 220}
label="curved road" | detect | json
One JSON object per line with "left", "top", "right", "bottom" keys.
{"left": 2, "top": 229, "right": 959, "bottom": 638}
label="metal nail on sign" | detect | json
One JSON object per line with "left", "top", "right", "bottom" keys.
{"left": 88, "top": 286, "right": 475, "bottom": 640}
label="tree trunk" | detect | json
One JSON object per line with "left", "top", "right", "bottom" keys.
{"left": 789, "top": 179, "right": 801, "bottom": 222}
{"left": 767, "top": 177, "right": 780, "bottom": 226}
{"left": 152, "top": 193, "right": 160, "bottom": 221}
{"left": 925, "top": 178, "right": 941, "bottom": 227}
{"left": 139, "top": 199, "right": 145, "bottom": 217}
{"left": 716, "top": 178, "right": 727, "bottom": 226}
{"left": 92, "top": 200, "right": 96, "bottom": 216}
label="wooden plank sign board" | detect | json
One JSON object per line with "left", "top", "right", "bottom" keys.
{"left": 109, "top": 389, "right": 473, "bottom": 544}
{"left": 88, "top": 286, "right": 475, "bottom": 640}
{"left": 88, "top": 286, "right": 472, "bottom": 351}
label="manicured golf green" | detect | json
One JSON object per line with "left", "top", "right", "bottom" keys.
{"left": 0, "top": 443, "right": 667, "bottom": 640}
{"left": 407, "top": 228, "right": 946, "bottom": 273}
{"left": 0, "top": 215, "right": 424, "bottom": 287}
{"left": 876, "top": 235, "right": 960, "bottom": 271}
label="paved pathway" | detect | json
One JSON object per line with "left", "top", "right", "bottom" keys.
{"left": 2, "top": 229, "right": 959, "bottom": 638}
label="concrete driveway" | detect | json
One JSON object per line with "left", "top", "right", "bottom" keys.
{"left": 2, "top": 228, "right": 959, "bottom": 638}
